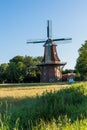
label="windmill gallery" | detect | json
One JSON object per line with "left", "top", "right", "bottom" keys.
{"left": 27, "top": 20, "right": 72, "bottom": 82}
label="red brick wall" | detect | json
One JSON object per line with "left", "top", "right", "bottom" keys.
{"left": 40, "top": 65, "right": 62, "bottom": 82}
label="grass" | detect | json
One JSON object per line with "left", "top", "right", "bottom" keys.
{"left": 0, "top": 82, "right": 87, "bottom": 129}
{"left": 0, "top": 83, "right": 68, "bottom": 98}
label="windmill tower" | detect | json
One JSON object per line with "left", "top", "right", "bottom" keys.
{"left": 27, "top": 20, "right": 72, "bottom": 82}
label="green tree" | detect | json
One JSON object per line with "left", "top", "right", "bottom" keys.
{"left": 6, "top": 60, "right": 26, "bottom": 83}
{"left": 6, "top": 62, "right": 18, "bottom": 83}
{"left": 0, "top": 63, "right": 8, "bottom": 83}
{"left": 16, "top": 62, "right": 26, "bottom": 82}
{"left": 24, "top": 56, "right": 43, "bottom": 82}
{"left": 23, "top": 56, "right": 34, "bottom": 67}
{"left": 0, "top": 55, "right": 43, "bottom": 83}
{"left": 75, "top": 40, "right": 87, "bottom": 80}
{"left": 10, "top": 55, "right": 24, "bottom": 64}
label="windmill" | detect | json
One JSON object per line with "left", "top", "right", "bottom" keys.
{"left": 27, "top": 20, "right": 72, "bottom": 82}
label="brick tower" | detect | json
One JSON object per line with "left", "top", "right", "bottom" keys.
{"left": 38, "top": 39, "right": 66, "bottom": 82}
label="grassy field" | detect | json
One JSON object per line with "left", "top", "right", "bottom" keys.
{"left": 0, "top": 82, "right": 87, "bottom": 130}
{"left": 0, "top": 83, "right": 68, "bottom": 98}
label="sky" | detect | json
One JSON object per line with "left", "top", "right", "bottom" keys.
{"left": 0, "top": 0, "right": 87, "bottom": 69}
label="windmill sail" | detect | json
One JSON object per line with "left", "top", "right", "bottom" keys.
{"left": 27, "top": 40, "right": 46, "bottom": 44}
{"left": 47, "top": 20, "right": 52, "bottom": 39}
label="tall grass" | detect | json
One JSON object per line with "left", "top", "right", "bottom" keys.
{"left": 0, "top": 82, "right": 87, "bottom": 129}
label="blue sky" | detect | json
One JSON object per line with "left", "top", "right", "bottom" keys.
{"left": 0, "top": 0, "right": 87, "bottom": 69}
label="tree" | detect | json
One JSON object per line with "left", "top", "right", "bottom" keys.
{"left": 0, "top": 63, "right": 8, "bottom": 83}
{"left": 10, "top": 55, "right": 24, "bottom": 64}
{"left": 6, "top": 62, "right": 20, "bottom": 83}
{"left": 16, "top": 62, "right": 26, "bottom": 82}
{"left": 0, "top": 55, "right": 43, "bottom": 83}
{"left": 24, "top": 56, "right": 43, "bottom": 82}
{"left": 75, "top": 40, "right": 87, "bottom": 80}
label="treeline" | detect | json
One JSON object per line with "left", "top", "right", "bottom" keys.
{"left": 0, "top": 56, "right": 43, "bottom": 83}
{"left": 0, "top": 56, "right": 77, "bottom": 83}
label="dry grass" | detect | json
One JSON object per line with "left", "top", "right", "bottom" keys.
{"left": 0, "top": 84, "right": 69, "bottom": 98}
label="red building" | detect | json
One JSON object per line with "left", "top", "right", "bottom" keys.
{"left": 62, "top": 73, "right": 75, "bottom": 82}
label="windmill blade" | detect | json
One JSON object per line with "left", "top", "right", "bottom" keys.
{"left": 52, "top": 38, "right": 72, "bottom": 45}
{"left": 27, "top": 40, "right": 46, "bottom": 44}
{"left": 47, "top": 20, "right": 52, "bottom": 39}
{"left": 53, "top": 38, "right": 72, "bottom": 42}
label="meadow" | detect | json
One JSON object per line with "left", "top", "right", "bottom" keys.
{"left": 0, "top": 82, "right": 87, "bottom": 130}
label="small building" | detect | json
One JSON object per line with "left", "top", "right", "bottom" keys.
{"left": 62, "top": 73, "right": 75, "bottom": 83}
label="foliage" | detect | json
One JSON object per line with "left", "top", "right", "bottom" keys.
{"left": 0, "top": 64, "right": 8, "bottom": 83}
{"left": 6, "top": 62, "right": 19, "bottom": 83}
{"left": 0, "top": 55, "right": 43, "bottom": 83}
{"left": 10, "top": 55, "right": 24, "bottom": 64}
{"left": 75, "top": 40, "right": 87, "bottom": 80}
